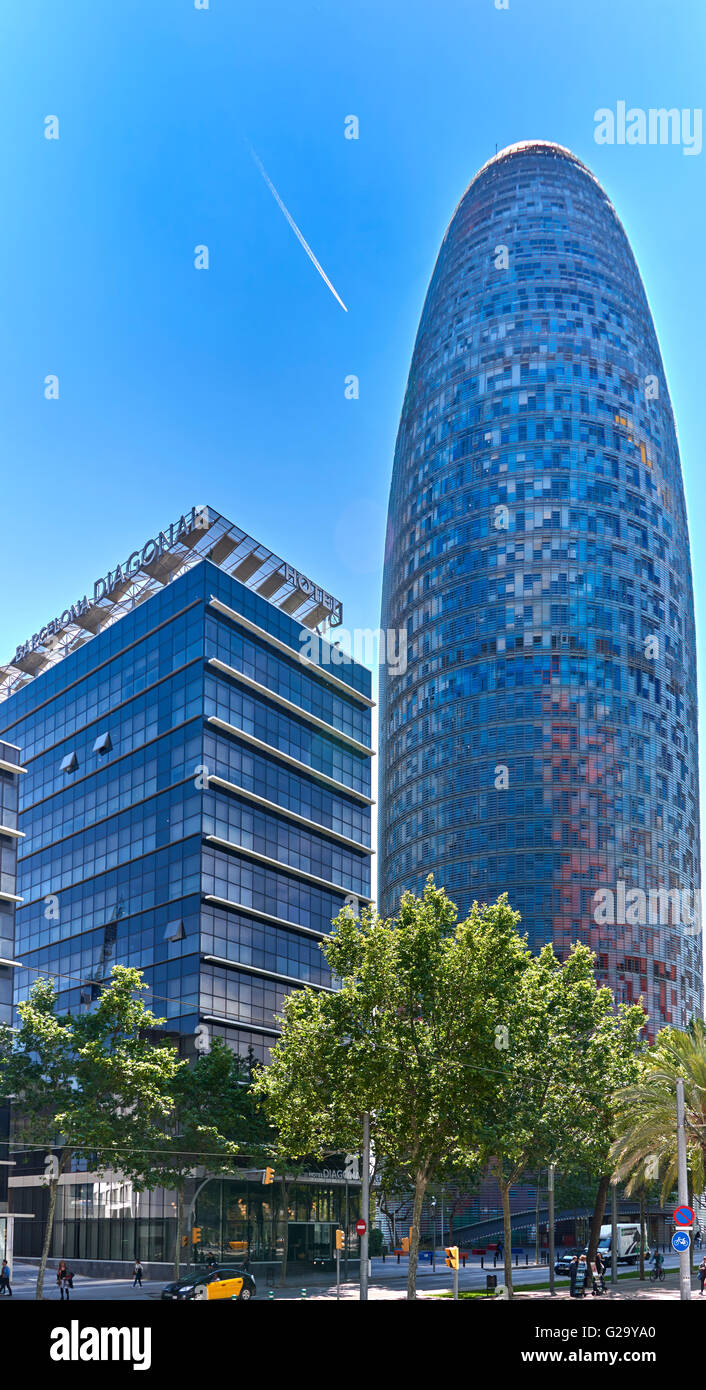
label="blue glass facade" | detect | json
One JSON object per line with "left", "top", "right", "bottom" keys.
{"left": 0, "top": 737, "right": 24, "bottom": 1213}
{"left": 0, "top": 535, "right": 372, "bottom": 1065}
{"left": 380, "top": 141, "right": 701, "bottom": 1032}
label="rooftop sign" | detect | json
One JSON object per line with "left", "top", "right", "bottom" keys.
{"left": 13, "top": 508, "right": 204, "bottom": 667}
{"left": 2, "top": 504, "right": 342, "bottom": 701}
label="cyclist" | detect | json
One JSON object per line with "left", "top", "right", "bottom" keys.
{"left": 650, "top": 1249, "right": 664, "bottom": 1281}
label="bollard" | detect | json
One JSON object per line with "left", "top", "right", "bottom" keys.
{"left": 525, "top": 1253, "right": 528, "bottom": 1266}
{"left": 481, "top": 1253, "right": 484, "bottom": 1269}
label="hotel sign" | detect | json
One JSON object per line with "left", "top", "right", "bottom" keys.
{"left": 283, "top": 564, "right": 342, "bottom": 625}
{"left": 13, "top": 507, "right": 204, "bottom": 666}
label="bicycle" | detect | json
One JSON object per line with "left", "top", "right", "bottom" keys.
{"left": 649, "top": 1265, "right": 665, "bottom": 1282}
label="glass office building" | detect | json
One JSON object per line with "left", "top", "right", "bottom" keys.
{"left": 380, "top": 141, "right": 701, "bottom": 1032}
{"left": 0, "top": 737, "right": 24, "bottom": 1219}
{"left": 0, "top": 505, "right": 372, "bottom": 1267}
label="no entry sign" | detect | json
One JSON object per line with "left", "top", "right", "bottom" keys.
{"left": 356, "top": 1218, "right": 367, "bottom": 1236}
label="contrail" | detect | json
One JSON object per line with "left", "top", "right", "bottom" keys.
{"left": 249, "top": 145, "right": 348, "bottom": 312}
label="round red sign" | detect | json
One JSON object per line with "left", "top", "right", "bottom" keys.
{"left": 356, "top": 1218, "right": 367, "bottom": 1236}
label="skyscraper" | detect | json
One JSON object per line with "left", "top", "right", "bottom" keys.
{"left": 379, "top": 141, "right": 701, "bottom": 1032}
{"left": 0, "top": 505, "right": 370, "bottom": 1267}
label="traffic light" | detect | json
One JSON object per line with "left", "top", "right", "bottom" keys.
{"left": 263, "top": 1166, "right": 275, "bottom": 1185}
{"left": 335, "top": 1229, "right": 345, "bottom": 1251}
{"left": 192, "top": 1226, "right": 202, "bottom": 1245}
{"left": 445, "top": 1246, "right": 459, "bottom": 1271}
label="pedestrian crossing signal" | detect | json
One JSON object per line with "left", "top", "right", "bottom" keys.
{"left": 445, "top": 1246, "right": 459, "bottom": 1270}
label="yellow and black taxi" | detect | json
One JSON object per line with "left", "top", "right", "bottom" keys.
{"left": 161, "top": 1265, "right": 256, "bottom": 1301}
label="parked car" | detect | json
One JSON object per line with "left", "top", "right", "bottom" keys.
{"left": 554, "top": 1250, "right": 581, "bottom": 1275}
{"left": 161, "top": 1265, "right": 256, "bottom": 1300}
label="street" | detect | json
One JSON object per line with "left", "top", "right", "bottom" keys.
{"left": 1, "top": 1252, "right": 697, "bottom": 1301}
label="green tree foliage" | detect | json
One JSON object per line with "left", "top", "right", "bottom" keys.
{"left": 611, "top": 1015, "right": 706, "bottom": 1200}
{"left": 0, "top": 967, "right": 182, "bottom": 1299}
{"left": 254, "top": 878, "right": 528, "bottom": 1299}
{"left": 478, "top": 942, "right": 644, "bottom": 1295}
{"left": 129, "top": 1038, "right": 270, "bottom": 1278}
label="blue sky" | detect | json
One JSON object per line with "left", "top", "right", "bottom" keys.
{"left": 0, "top": 0, "right": 704, "bottom": 707}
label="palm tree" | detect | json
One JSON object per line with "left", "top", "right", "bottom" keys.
{"left": 611, "top": 1017, "right": 706, "bottom": 1201}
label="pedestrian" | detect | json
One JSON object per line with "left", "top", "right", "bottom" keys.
{"left": 495, "top": 1240, "right": 503, "bottom": 1264}
{"left": 568, "top": 1253, "right": 580, "bottom": 1298}
{"left": 593, "top": 1251, "right": 606, "bottom": 1295}
{"left": 0, "top": 1258, "right": 11, "bottom": 1296}
{"left": 57, "top": 1260, "right": 71, "bottom": 1300}
{"left": 698, "top": 1257, "right": 706, "bottom": 1296}
{"left": 132, "top": 1259, "right": 143, "bottom": 1288}
{"left": 578, "top": 1254, "right": 590, "bottom": 1297}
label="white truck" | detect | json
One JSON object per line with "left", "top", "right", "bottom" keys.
{"left": 595, "top": 1222, "right": 650, "bottom": 1265}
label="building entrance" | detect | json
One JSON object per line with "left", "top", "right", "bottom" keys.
{"left": 287, "top": 1221, "right": 336, "bottom": 1269}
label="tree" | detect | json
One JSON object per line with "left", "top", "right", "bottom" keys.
{"left": 0, "top": 968, "right": 182, "bottom": 1299}
{"left": 478, "top": 942, "right": 644, "bottom": 1296}
{"left": 254, "top": 879, "right": 528, "bottom": 1299}
{"left": 127, "top": 1037, "right": 270, "bottom": 1279}
{"left": 580, "top": 1000, "right": 645, "bottom": 1267}
{"left": 611, "top": 1016, "right": 706, "bottom": 1201}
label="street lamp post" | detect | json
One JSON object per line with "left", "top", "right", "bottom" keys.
{"left": 548, "top": 1163, "right": 556, "bottom": 1295}
{"left": 611, "top": 1178, "right": 618, "bottom": 1286}
{"left": 431, "top": 1196, "right": 437, "bottom": 1272}
{"left": 360, "top": 1111, "right": 370, "bottom": 1301}
{"left": 186, "top": 1175, "right": 214, "bottom": 1274}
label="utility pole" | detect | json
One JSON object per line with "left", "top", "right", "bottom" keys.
{"left": 611, "top": 1179, "right": 618, "bottom": 1285}
{"left": 548, "top": 1163, "right": 555, "bottom": 1295}
{"left": 676, "top": 1077, "right": 692, "bottom": 1301}
{"left": 360, "top": 1111, "right": 370, "bottom": 1301}
{"left": 445, "top": 1245, "right": 459, "bottom": 1299}
{"left": 335, "top": 1228, "right": 344, "bottom": 1301}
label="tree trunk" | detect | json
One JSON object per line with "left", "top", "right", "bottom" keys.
{"left": 36, "top": 1176, "right": 59, "bottom": 1300}
{"left": 36, "top": 1148, "right": 70, "bottom": 1300}
{"left": 639, "top": 1188, "right": 646, "bottom": 1280}
{"left": 500, "top": 1179, "right": 514, "bottom": 1297}
{"left": 173, "top": 1187, "right": 184, "bottom": 1281}
{"left": 279, "top": 1178, "right": 290, "bottom": 1286}
{"left": 407, "top": 1170, "right": 428, "bottom": 1301}
{"left": 587, "top": 1174, "right": 611, "bottom": 1264}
